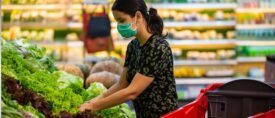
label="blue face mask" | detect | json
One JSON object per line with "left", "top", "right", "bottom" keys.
{"left": 117, "top": 17, "right": 137, "bottom": 38}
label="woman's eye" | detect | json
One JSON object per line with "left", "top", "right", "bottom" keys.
{"left": 119, "top": 20, "right": 125, "bottom": 23}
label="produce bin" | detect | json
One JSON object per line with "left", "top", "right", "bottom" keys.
{"left": 207, "top": 79, "right": 275, "bottom": 118}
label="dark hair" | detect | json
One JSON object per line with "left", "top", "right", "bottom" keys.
{"left": 112, "top": 0, "right": 165, "bottom": 37}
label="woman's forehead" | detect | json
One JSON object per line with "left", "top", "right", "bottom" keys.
{"left": 113, "top": 10, "right": 131, "bottom": 20}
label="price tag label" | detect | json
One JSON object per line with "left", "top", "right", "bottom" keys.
{"left": 83, "top": 0, "right": 108, "bottom": 5}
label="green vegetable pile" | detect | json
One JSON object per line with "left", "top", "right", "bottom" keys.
{"left": 1, "top": 39, "right": 135, "bottom": 118}
{"left": 87, "top": 82, "right": 135, "bottom": 118}
{"left": 2, "top": 39, "right": 86, "bottom": 115}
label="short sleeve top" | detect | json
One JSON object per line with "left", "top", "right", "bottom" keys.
{"left": 124, "top": 35, "right": 178, "bottom": 118}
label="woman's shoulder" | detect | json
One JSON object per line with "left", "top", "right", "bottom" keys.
{"left": 151, "top": 35, "right": 170, "bottom": 48}
{"left": 126, "top": 38, "right": 139, "bottom": 51}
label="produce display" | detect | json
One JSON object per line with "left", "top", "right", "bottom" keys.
{"left": 86, "top": 72, "right": 119, "bottom": 89}
{"left": 186, "top": 50, "right": 236, "bottom": 60}
{"left": 1, "top": 39, "right": 134, "bottom": 118}
{"left": 90, "top": 61, "right": 123, "bottom": 75}
{"left": 2, "top": 27, "right": 80, "bottom": 41}
{"left": 3, "top": 9, "right": 81, "bottom": 23}
{"left": 159, "top": 10, "right": 235, "bottom": 22}
{"left": 2, "top": 0, "right": 82, "bottom": 4}
{"left": 56, "top": 64, "right": 84, "bottom": 79}
{"left": 166, "top": 29, "right": 235, "bottom": 40}
{"left": 2, "top": 27, "right": 55, "bottom": 41}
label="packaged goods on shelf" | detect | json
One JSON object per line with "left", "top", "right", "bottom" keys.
{"left": 174, "top": 67, "right": 205, "bottom": 78}
{"left": 2, "top": 0, "right": 82, "bottom": 4}
{"left": 237, "top": 29, "right": 275, "bottom": 40}
{"left": 238, "top": 0, "right": 275, "bottom": 8}
{"left": 166, "top": 29, "right": 235, "bottom": 40}
{"left": 237, "top": 13, "right": 275, "bottom": 25}
{"left": 4, "top": 9, "right": 81, "bottom": 23}
{"left": 2, "top": 27, "right": 55, "bottom": 41}
{"left": 158, "top": 10, "right": 235, "bottom": 22}
{"left": 206, "top": 67, "right": 235, "bottom": 77}
{"left": 237, "top": 46, "right": 275, "bottom": 57}
{"left": 146, "top": 0, "right": 236, "bottom": 3}
{"left": 174, "top": 66, "right": 235, "bottom": 78}
{"left": 184, "top": 49, "right": 236, "bottom": 60}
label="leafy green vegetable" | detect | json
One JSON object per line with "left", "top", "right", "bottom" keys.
{"left": 2, "top": 101, "right": 25, "bottom": 118}
{"left": 2, "top": 81, "right": 45, "bottom": 118}
{"left": 54, "top": 71, "right": 83, "bottom": 89}
{"left": 2, "top": 39, "right": 135, "bottom": 118}
{"left": 86, "top": 82, "right": 135, "bottom": 118}
{"left": 1, "top": 40, "right": 86, "bottom": 115}
{"left": 86, "top": 82, "right": 107, "bottom": 99}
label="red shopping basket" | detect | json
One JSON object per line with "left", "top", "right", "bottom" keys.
{"left": 162, "top": 81, "right": 275, "bottom": 118}
{"left": 161, "top": 83, "right": 223, "bottom": 118}
{"left": 249, "top": 109, "right": 275, "bottom": 118}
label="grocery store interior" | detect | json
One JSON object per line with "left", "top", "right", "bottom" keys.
{"left": 1, "top": 0, "right": 275, "bottom": 118}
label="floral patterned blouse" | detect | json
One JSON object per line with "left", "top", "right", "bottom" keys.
{"left": 124, "top": 35, "right": 178, "bottom": 118}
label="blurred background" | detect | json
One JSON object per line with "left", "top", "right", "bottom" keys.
{"left": 1, "top": 0, "right": 275, "bottom": 106}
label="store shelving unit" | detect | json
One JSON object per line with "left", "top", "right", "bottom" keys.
{"left": 2, "top": 4, "right": 82, "bottom": 10}
{"left": 149, "top": 3, "right": 237, "bottom": 10}
{"left": 237, "top": 57, "right": 266, "bottom": 63}
{"left": 164, "top": 21, "right": 236, "bottom": 28}
{"left": 236, "top": 24, "right": 275, "bottom": 30}
{"left": 111, "top": 21, "right": 236, "bottom": 28}
{"left": 3, "top": 22, "right": 83, "bottom": 30}
{"left": 176, "top": 78, "right": 234, "bottom": 85}
{"left": 236, "top": 8, "right": 275, "bottom": 13}
{"left": 237, "top": 40, "right": 275, "bottom": 46}
{"left": 115, "top": 39, "right": 236, "bottom": 49}
{"left": 174, "top": 60, "right": 237, "bottom": 66}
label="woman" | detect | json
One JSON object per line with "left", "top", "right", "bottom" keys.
{"left": 79, "top": 0, "right": 178, "bottom": 117}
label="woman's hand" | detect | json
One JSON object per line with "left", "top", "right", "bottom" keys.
{"left": 79, "top": 100, "right": 99, "bottom": 112}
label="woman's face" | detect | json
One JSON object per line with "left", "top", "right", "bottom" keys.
{"left": 112, "top": 10, "right": 136, "bottom": 24}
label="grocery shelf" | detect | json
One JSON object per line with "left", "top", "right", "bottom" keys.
{"left": 164, "top": 21, "right": 236, "bottom": 28}
{"left": 149, "top": 3, "right": 236, "bottom": 10}
{"left": 114, "top": 39, "right": 236, "bottom": 49}
{"left": 2, "top": 4, "right": 82, "bottom": 10}
{"left": 112, "top": 21, "right": 236, "bottom": 28}
{"left": 175, "top": 78, "right": 235, "bottom": 85}
{"left": 31, "top": 41, "right": 67, "bottom": 48}
{"left": 83, "top": 0, "right": 108, "bottom": 5}
{"left": 167, "top": 39, "right": 236, "bottom": 49}
{"left": 236, "top": 24, "right": 275, "bottom": 30}
{"left": 237, "top": 40, "right": 275, "bottom": 46}
{"left": 2, "top": 22, "right": 82, "bottom": 29}
{"left": 174, "top": 60, "right": 237, "bottom": 66}
{"left": 236, "top": 8, "right": 275, "bottom": 13}
{"left": 237, "top": 57, "right": 266, "bottom": 63}
{"left": 175, "top": 77, "right": 263, "bottom": 85}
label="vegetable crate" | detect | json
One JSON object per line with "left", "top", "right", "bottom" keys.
{"left": 161, "top": 80, "right": 275, "bottom": 118}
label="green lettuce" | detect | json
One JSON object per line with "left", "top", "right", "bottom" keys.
{"left": 86, "top": 82, "right": 107, "bottom": 99}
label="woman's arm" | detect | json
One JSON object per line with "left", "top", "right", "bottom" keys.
{"left": 89, "top": 68, "right": 129, "bottom": 101}
{"left": 79, "top": 73, "right": 154, "bottom": 112}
